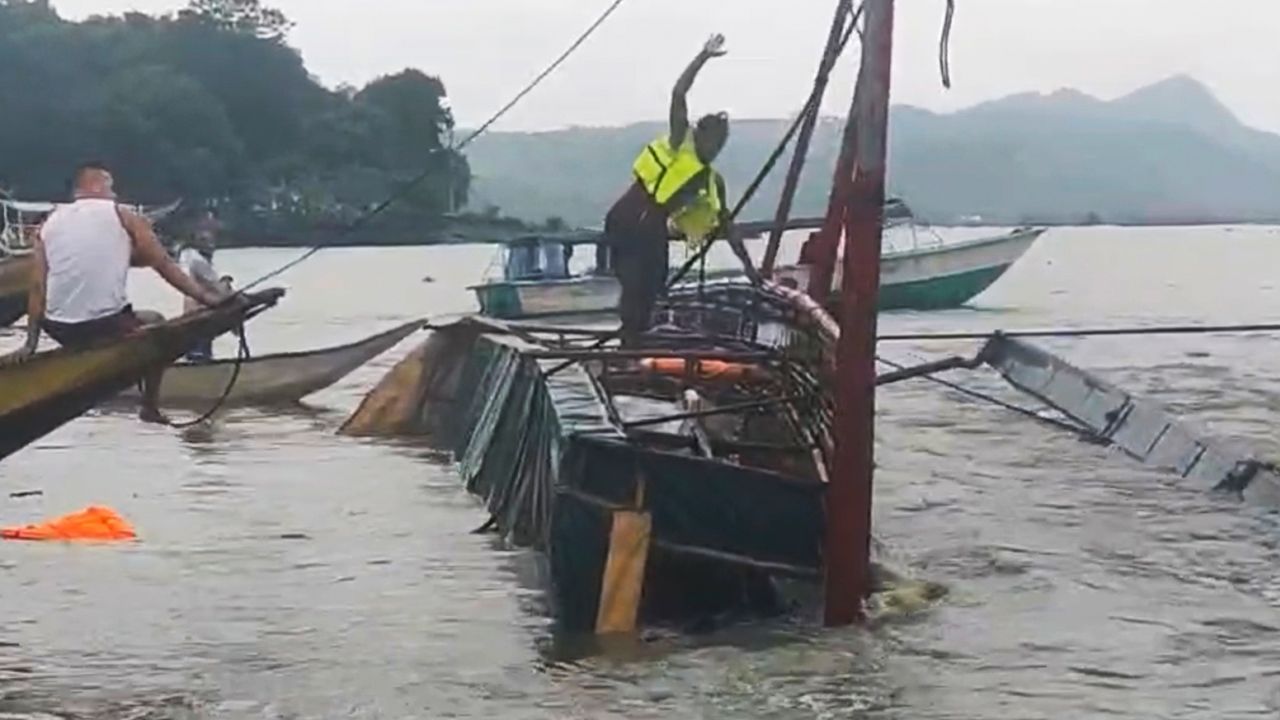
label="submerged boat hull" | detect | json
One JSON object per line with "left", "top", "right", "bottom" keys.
{"left": 119, "top": 320, "right": 422, "bottom": 407}
{"left": 344, "top": 282, "right": 837, "bottom": 633}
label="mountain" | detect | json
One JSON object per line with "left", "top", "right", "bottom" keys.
{"left": 463, "top": 76, "right": 1280, "bottom": 227}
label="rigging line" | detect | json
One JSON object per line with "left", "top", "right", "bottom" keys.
{"left": 240, "top": 0, "right": 629, "bottom": 292}
{"left": 874, "top": 354, "right": 1096, "bottom": 439}
{"left": 667, "top": 7, "right": 864, "bottom": 290}
{"left": 879, "top": 322, "right": 1280, "bottom": 343}
{"left": 939, "top": 0, "right": 955, "bottom": 89}
{"left": 457, "top": 0, "right": 628, "bottom": 150}
{"left": 169, "top": 325, "right": 251, "bottom": 429}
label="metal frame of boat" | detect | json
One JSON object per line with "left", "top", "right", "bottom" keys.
{"left": 117, "top": 320, "right": 423, "bottom": 407}
{"left": 979, "top": 334, "right": 1280, "bottom": 506}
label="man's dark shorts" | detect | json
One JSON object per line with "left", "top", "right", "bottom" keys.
{"left": 42, "top": 306, "right": 143, "bottom": 350}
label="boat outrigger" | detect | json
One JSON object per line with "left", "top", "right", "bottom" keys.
{"left": 118, "top": 319, "right": 423, "bottom": 407}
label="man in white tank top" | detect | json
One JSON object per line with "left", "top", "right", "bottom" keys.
{"left": 12, "top": 162, "right": 225, "bottom": 423}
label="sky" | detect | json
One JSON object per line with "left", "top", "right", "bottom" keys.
{"left": 52, "top": 0, "right": 1280, "bottom": 134}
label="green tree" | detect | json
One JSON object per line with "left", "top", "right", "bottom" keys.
{"left": 355, "top": 70, "right": 468, "bottom": 213}
{"left": 0, "top": 1, "right": 472, "bottom": 245}
{"left": 96, "top": 64, "right": 244, "bottom": 201}
{"left": 179, "top": 0, "right": 291, "bottom": 39}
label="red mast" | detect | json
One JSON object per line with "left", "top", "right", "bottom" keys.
{"left": 823, "top": 0, "right": 895, "bottom": 627}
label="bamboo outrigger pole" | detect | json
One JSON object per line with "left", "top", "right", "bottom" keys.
{"left": 822, "top": 0, "right": 895, "bottom": 627}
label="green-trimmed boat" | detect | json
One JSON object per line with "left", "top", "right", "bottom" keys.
{"left": 776, "top": 226, "right": 1045, "bottom": 312}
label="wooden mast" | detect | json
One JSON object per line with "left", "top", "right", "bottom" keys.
{"left": 823, "top": 0, "right": 895, "bottom": 627}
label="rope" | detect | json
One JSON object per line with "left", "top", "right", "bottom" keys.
{"left": 169, "top": 326, "right": 251, "bottom": 429}
{"left": 456, "top": 0, "right": 627, "bottom": 151}
{"left": 939, "top": 0, "right": 955, "bottom": 89}
{"left": 879, "top": 321, "right": 1280, "bottom": 343}
{"left": 189, "top": 1, "right": 630, "bottom": 418}
{"left": 240, "top": 0, "right": 629, "bottom": 292}
{"left": 875, "top": 354, "right": 1096, "bottom": 438}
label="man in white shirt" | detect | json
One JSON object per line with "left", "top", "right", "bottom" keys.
{"left": 179, "top": 212, "right": 233, "bottom": 361}
{"left": 12, "top": 161, "right": 224, "bottom": 423}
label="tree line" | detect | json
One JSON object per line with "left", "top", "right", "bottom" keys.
{"left": 0, "top": 0, "right": 492, "bottom": 245}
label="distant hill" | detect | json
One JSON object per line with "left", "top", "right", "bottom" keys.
{"left": 464, "top": 76, "right": 1280, "bottom": 227}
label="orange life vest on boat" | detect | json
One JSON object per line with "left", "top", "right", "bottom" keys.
{"left": 640, "top": 357, "right": 759, "bottom": 383}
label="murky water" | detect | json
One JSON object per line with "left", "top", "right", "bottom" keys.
{"left": 4, "top": 226, "right": 1280, "bottom": 718}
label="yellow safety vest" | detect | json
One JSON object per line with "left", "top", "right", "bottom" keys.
{"left": 632, "top": 134, "right": 723, "bottom": 245}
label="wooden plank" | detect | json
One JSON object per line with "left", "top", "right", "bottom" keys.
{"left": 594, "top": 510, "right": 652, "bottom": 635}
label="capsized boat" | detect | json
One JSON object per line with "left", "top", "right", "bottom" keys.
{"left": 0, "top": 288, "right": 284, "bottom": 461}
{"left": 344, "top": 279, "right": 939, "bottom": 633}
{"left": 118, "top": 319, "right": 423, "bottom": 407}
{"left": 469, "top": 225, "right": 1043, "bottom": 319}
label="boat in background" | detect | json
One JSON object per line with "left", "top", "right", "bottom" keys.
{"left": 470, "top": 225, "right": 1044, "bottom": 319}
{"left": 1, "top": 196, "right": 183, "bottom": 255}
{"left": 118, "top": 320, "right": 423, "bottom": 407}
{"left": 0, "top": 288, "right": 284, "bottom": 462}
{"left": 774, "top": 225, "right": 1045, "bottom": 311}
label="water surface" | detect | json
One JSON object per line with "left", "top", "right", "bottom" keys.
{"left": 4, "top": 226, "right": 1280, "bottom": 718}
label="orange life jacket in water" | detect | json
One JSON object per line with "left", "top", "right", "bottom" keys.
{"left": 1, "top": 506, "right": 136, "bottom": 542}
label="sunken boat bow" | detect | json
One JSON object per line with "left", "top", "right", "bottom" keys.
{"left": 344, "top": 280, "right": 838, "bottom": 633}
{"left": 0, "top": 288, "right": 285, "bottom": 461}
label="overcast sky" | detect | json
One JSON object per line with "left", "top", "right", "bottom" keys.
{"left": 53, "top": 0, "right": 1280, "bottom": 133}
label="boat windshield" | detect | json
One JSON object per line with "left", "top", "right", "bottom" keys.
{"left": 502, "top": 240, "right": 572, "bottom": 281}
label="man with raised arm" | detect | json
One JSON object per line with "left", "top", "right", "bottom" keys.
{"left": 605, "top": 34, "right": 760, "bottom": 346}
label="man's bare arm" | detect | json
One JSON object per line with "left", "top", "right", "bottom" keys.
{"left": 118, "top": 208, "right": 222, "bottom": 307}
{"left": 21, "top": 232, "right": 48, "bottom": 352}
{"left": 670, "top": 34, "right": 727, "bottom": 146}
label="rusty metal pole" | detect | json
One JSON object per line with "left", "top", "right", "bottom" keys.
{"left": 760, "top": 0, "right": 853, "bottom": 278}
{"left": 824, "top": 0, "right": 895, "bottom": 627}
